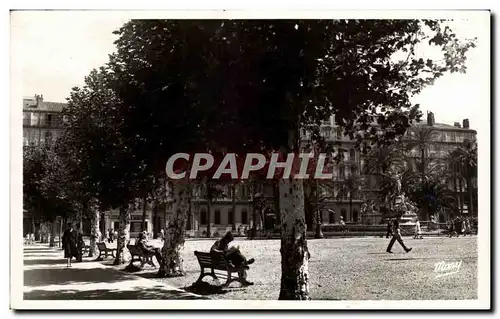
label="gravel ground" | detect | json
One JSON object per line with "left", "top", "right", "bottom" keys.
{"left": 114, "top": 236, "right": 477, "bottom": 300}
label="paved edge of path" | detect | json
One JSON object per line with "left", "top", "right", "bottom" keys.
{"left": 23, "top": 244, "right": 207, "bottom": 300}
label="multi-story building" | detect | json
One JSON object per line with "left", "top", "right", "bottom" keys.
{"left": 23, "top": 95, "right": 67, "bottom": 236}
{"left": 23, "top": 94, "right": 66, "bottom": 147}
{"left": 149, "top": 112, "right": 477, "bottom": 236}
{"left": 24, "top": 94, "right": 475, "bottom": 236}
{"left": 403, "top": 112, "right": 477, "bottom": 220}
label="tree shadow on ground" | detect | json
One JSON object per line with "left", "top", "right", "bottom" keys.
{"left": 24, "top": 287, "right": 207, "bottom": 300}
{"left": 24, "top": 253, "right": 62, "bottom": 258}
{"left": 137, "top": 269, "right": 198, "bottom": 279}
{"left": 386, "top": 257, "right": 443, "bottom": 261}
{"left": 24, "top": 267, "right": 144, "bottom": 287}
{"left": 183, "top": 281, "right": 230, "bottom": 296}
{"left": 24, "top": 249, "right": 60, "bottom": 254}
{"left": 24, "top": 259, "right": 69, "bottom": 266}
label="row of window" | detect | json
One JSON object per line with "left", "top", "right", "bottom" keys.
{"left": 23, "top": 112, "right": 64, "bottom": 127}
{"left": 23, "top": 130, "right": 54, "bottom": 146}
{"left": 199, "top": 208, "right": 249, "bottom": 225}
{"left": 197, "top": 208, "right": 359, "bottom": 225}
{"left": 191, "top": 184, "right": 254, "bottom": 199}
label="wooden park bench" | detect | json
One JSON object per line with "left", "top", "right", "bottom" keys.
{"left": 96, "top": 242, "right": 117, "bottom": 260}
{"left": 194, "top": 251, "right": 247, "bottom": 288}
{"left": 81, "top": 244, "right": 91, "bottom": 256}
{"left": 127, "top": 244, "right": 156, "bottom": 269}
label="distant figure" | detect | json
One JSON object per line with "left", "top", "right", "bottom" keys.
{"left": 114, "top": 230, "right": 118, "bottom": 240}
{"left": 108, "top": 229, "right": 114, "bottom": 243}
{"left": 62, "top": 223, "right": 77, "bottom": 267}
{"left": 448, "top": 220, "right": 458, "bottom": 238}
{"left": 29, "top": 233, "right": 35, "bottom": 244}
{"left": 464, "top": 218, "right": 472, "bottom": 236}
{"left": 386, "top": 219, "right": 393, "bottom": 238}
{"left": 339, "top": 216, "right": 348, "bottom": 235}
{"left": 159, "top": 229, "right": 165, "bottom": 241}
{"left": 135, "top": 232, "right": 163, "bottom": 267}
{"left": 75, "top": 224, "right": 84, "bottom": 262}
{"left": 454, "top": 217, "right": 462, "bottom": 237}
{"left": 413, "top": 219, "right": 423, "bottom": 239}
{"left": 386, "top": 218, "right": 412, "bottom": 253}
{"left": 211, "top": 232, "right": 255, "bottom": 286}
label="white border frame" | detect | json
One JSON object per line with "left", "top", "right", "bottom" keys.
{"left": 9, "top": 9, "right": 491, "bottom": 310}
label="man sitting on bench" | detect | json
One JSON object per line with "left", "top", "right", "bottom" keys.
{"left": 211, "top": 231, "right": 255, "bottom": 286}
{"left": 136, "top": 231, "right": 164, "bottom": 267}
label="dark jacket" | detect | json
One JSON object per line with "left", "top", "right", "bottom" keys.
{"left": 136, "top": 238, "right": 155, "bottom": 253}
{"left": 210, "top": 239, "right": 228, "bottom": 253}
{"left": 62, "top": 229, "right": 78, "bottom": 258}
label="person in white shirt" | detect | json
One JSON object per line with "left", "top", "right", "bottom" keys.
{"left": 339, "top": 216, "right": 348, "bottom": 235}
{"left": 413, "top": 219, "right": 423, "bottom": 239}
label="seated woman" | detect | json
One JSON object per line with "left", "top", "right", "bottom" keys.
{"left": 136, "top": 232, "right": 163, "bottom": 267}
{"left": 211, "top": 232, "right": 255, "bottom": 286}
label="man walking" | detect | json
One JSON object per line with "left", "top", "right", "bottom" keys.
{"left": 386, "top": 218, "right": 393, "bottom": 238}
{"left": 386, "top": 217, "right": 412, "bottom": 253}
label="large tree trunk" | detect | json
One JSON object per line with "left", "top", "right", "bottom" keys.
{"left": 273, "top": 181, "right": 281, "bottom": 231}
{"left": 466, "top": 170, "right": 474, "bottom": 217}
{"left": 453, "top": 172, "right": 459, "bottom": 215}
{"left": 314, "top": 181, "right": 323, "bottom": 239}
{"left": 49, "top": 221, "right": 56, "bottom": 247}
{"left": 141, "top": 195, "right": 147, "bottom": 232}
{"left": 231, "top": 183, "right": 237, "bottom": 231}
{"left": 158, "top": 182, "right": 188, "bottom": 277}
{"left": 349, "top": 195, "right": 353, "bottom": 222}
{"left": 459, "top": 178, "right": 464, "bottom": 214}
{"left": 89, "top": 207, "right": 100, "bottom": 257}
{"left": 278, "top": 178, "right": 310, "bottom": 300}
{"left": 206, "top": 199, "right": 212, "bottom": 238}
{"left": 113, "top": 204, "right": 131, "bottom": 265}
{"left": 58, "top": 217, "right": 63, "bottom": 248}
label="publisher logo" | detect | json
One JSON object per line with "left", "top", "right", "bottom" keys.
{"left": 434, "top": 260, "right": 462, "bottom": 278}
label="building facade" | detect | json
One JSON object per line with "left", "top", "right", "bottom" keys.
{"left": 23, "top": 95, "right": 476, "bottom": 236}
{"left": 23, "top": 95, "right": 66, "bottom": 147}
{"left": 23, "top": 95, "right": 67, "bottom": 236}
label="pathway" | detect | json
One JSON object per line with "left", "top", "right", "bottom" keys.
{"left": 23, "top": 244, "right": 206, "bottom": 300}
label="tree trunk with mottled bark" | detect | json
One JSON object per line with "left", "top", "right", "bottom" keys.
{"left": 158, "top": 183, "right": 188, "bottom": 277}
{"left": 278, "top": 178, "right": 310, "bottom": 300}
{"left": 466, "top": 170, "right": 474, "bottom": 217}
{"left": 231, "top": 183, "right": 237, "bottom": 231}
{"left": 314, "top": 181, "right": 324, "bottom": 239}
{"left": 113, "top": 204, "right": 131, "bottom": 265}
{"left": 141, "top": 195, "right": 147, "bottom": 232}
{"left": 453, "top": 172, "right": 459, "bottom": 215}
{"left": 206, "top": 198, "right": 212, "bottom": 238}
{"left": 49, "top": 221, "right": 56, "bottom": 247}
{"left": 459, "top": 178, "right": 464, "bottom": 214}
{"left": 89, "top": 207, "right": 101, "bottom": 257}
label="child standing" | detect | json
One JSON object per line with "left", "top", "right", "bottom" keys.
{"left": 413, "top": 219, "right": 423, "bottom": 239}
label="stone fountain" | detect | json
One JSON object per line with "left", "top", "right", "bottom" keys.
{"left": 385, "top": 169, "right": 418, "bottom": 224}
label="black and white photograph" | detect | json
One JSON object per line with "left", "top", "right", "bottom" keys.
{"left": 10, "top": 10, "right": 491, "bottom": 310}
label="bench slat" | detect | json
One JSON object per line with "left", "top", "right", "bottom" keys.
{"left": 194, "top": 250, "right": 244, "bottom": 272}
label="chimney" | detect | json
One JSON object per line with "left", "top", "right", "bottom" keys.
{"left": 35, "top": 94, "right": 43, "bottom": 105}
{"left": 427, "top": 111, "right": 435, "bottom": 126}
{"left": 463, "top": 119, "right": 470, "bottom": 129}
{"left": 454, "top": 122, "right": 461, "bottom": 128}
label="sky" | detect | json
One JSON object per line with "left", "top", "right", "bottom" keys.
{"left": 12, "top": 11, "right": 490, "bottom": 132}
